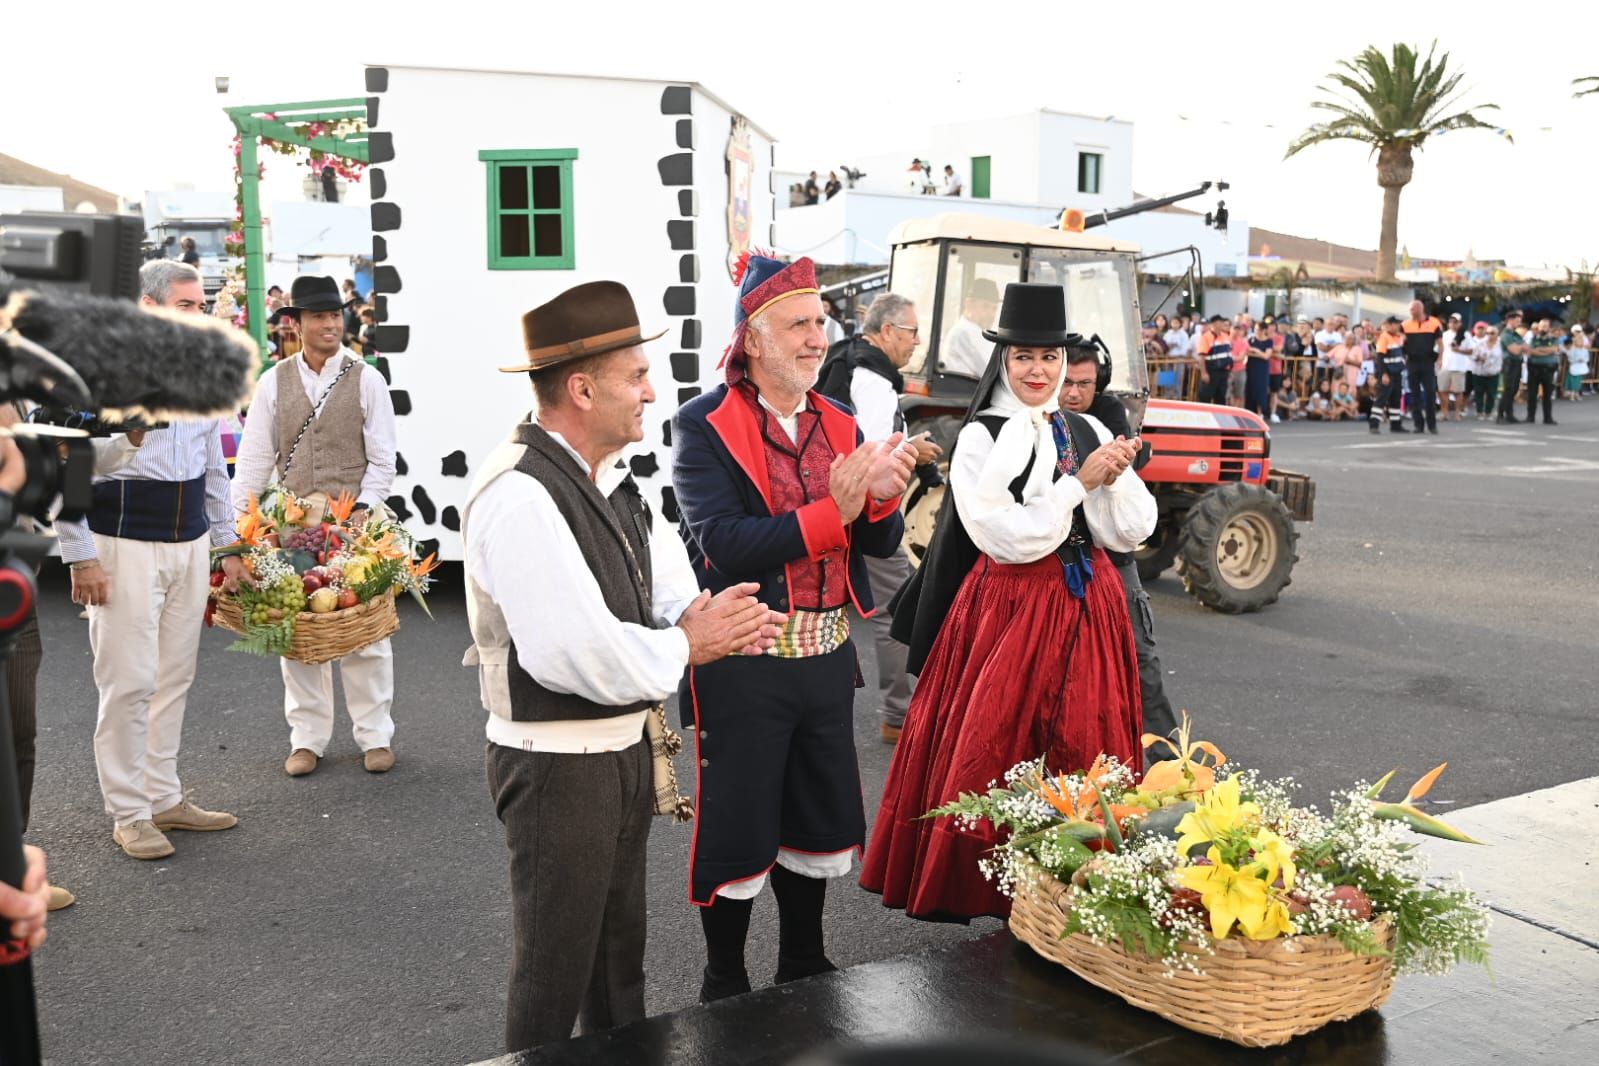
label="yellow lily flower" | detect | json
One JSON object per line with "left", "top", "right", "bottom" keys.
{"left": 1174, "top": 777, "right": 1260, "bottom": 856}
{"left": 1179, "top": 848, "right": 1272, "bottom": 940}
{"left": 1248, "top": 895, "right": 1296, "bottom": 940}
{"left": 1250, "top": 829, "right": 1297, "bottom": 892}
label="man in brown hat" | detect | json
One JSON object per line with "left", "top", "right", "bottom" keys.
{"left": 232, "top": 274, "right": 399, "bottom": 776}
{"left": 463, "top": 280, "right": 785, "bottom": 1051}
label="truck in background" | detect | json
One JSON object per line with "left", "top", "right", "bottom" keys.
{"left": 140, "top": 190, "right": 238, "bottom": 300}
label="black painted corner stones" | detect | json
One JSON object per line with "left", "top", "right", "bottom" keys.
{"left": 369, "top": 169, "right": 387, "bottom": 200}
{"left": 670, "top": 352, "right": 699, "bottom": 382}
{"left": 657, "top": 153, "right": 693, "bottom": 187}
{"left": 629, "top": 453, "right": 659, "bottom": 478}
{"left": 372, "top": 326, "right": 408, "bottom": 353}
{"left": 659, "top": 486, "right": 679, "bottom": 523}
{"left": 390, "top": 389, "right": 412, "bottom": 415}
{"left": 660, "top": 86, "right": 692, "bottom": 114}
{"left": 371, "top": 202, "right": 401, "bottom": 232}
{"left": 373, "top": 265, "right": 401, "bottom": 294}
{"left": 367, "top": 130, "right": 394, "bottom": 164}
{"left": 679, "top": 255, "right": 699, "bottom": 284}
{"left": 663, "top": 288, "right": 695, "bottom": 316}
{"left": 680, "top": 320, "right": 701, "bottom": 349}
{"left": 365, "top": 67, "right": 389, "bottom": 93}
{"left": 675, "top": 119, "right": 694, "bottom": 150}
{"left": 441, "top": 451, "right": 469, "bottom": 477}
{"left": 678, "top": 190, "right": 697, "bottom": 217}
{"left": 372, "top": 235, "right": 387, "bottom": 263}
{"left": 667, "top": 220, "right": 694, "bottom": 250}
{"left": 365, "top": 96, "right": 380, "bottom": 128}
{"left": 677, "top": 386, "right": 701, "bottom": 406}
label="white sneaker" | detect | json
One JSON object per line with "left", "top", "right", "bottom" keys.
{"left": 1270, "top": 413, "right": 1281, "bottom": 423}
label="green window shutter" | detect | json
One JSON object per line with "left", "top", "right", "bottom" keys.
{"left": 479, "top": 149, "right": 579, "bottom": 270}
{"left": 970, "top": 156, "right": 991, "bottom": 200}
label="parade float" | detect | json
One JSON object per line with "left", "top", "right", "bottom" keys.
{"left": 208, "top": 489, "right": 437, "bottom": 663}
{"left": 929, "top": 716, "right": 1490, "bottom": 1047}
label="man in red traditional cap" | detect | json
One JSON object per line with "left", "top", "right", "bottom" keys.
{"left": 670, "top": 254, "right": 915, "bottom": 1001}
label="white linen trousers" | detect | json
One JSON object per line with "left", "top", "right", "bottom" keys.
{"left": 281, "top": 639, "right": 395, "bottom": 755}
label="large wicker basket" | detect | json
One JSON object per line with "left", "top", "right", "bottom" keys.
{"left": 1009, "top": 868, "right": 1395, "bottom": 1048}
{"left": 211, "top": 590, "right": 400, "bottom": 665}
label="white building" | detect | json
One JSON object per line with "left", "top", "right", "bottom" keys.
{"left": 364, "top": 63, "right": 777, "bottom": 560}
{"left": 777, "top": 109, "right": 1246, "bottom": 279}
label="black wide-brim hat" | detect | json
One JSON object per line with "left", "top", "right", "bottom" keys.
{"left": 500, "top": 280, "right": 666, "bottom": 373}
{"left": 269, "top": 275, "right": 355, "bottom": 324}
{"left": 982, "top": 282, "right": 1076, "bottom": 346}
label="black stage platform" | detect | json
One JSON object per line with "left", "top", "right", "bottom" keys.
{"left": 475, "top": 781, "right": 1599, "bottom": 1065}
{"left": 477, "top": 911, "right": 1597, "bottom": 1065}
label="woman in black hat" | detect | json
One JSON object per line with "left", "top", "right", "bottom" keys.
{"left": 860, "top": 284, "right": 1156, "bottom": 923}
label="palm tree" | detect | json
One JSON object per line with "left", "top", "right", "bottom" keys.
{"left": 1576, "top": 77, "right": 1599, "bottom": 98}
{"left": 1286, "top": 42, "right": 1503, "bottom": 282}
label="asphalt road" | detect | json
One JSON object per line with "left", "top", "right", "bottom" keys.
{"left": 20, "top": 399, "right": 1599, "bottom": 1065}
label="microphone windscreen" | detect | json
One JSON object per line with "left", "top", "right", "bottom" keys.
{"left": 2, "top": 285, "right": 256, "bottom": 418}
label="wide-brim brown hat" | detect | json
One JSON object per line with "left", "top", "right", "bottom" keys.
{"left": 499, "top": 280, "right": 666, "bottom": 373}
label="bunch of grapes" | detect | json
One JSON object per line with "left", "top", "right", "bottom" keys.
{"left": 284, "top": 525, "right": 328, "bottom": 552}
{"left": 247, "top": 574, "right": 309, "bottom": 626}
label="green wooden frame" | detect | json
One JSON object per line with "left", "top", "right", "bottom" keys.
{"left": 224, "top": 98, "right": 370, "bottom": 361}
{"left": 478, "top": 149, "right": 578, "bottom": 270}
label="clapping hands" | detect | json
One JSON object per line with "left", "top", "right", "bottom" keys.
{"left": 1077, "top": 436, "right": 1141, "bottom": 491}
{"left": 829, "top": 433, "right": 916, "bottom": 522}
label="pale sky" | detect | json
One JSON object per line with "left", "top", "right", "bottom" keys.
{"left": 6, "top": 0, "right": 1595, "bottom": 269}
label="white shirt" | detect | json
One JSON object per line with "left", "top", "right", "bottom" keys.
{"left": 950, "top": 391, "right": 1156, "bottom": 562}
{"left": 849, "top": 364, "right": 901, "bottom": 441}
{"left": 1313, "top": 330, "right": 1340, "bottom": 367}
{"left": 941, "top": 170, "right": 963, "bottom": 196}
{"left": 55, "top": 420, "right": 236, "bottom": 563}
{"left": 942, "top": 317, "right": 991, "bottom": 379}
{"left": 1442, "top": 329, "right": 1475, "bottom": 373}
{"left": 1568, "top": 338, "right": 1590, "bottom": 375}
{"left": 1473, "top": 336, "right": 1503, "bottom": 376}
{"left": 230, "top": 349, "right": 397, "bottom": 512}
{"left": 466, "top": 428, "right": 700, "bottom": 753}
{"left": 1163, "top": 328, "right": 1192, "bottom": 359}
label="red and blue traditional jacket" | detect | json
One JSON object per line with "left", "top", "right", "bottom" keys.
{"left": 671, "top": 382, "right": 904, "bottom": 616}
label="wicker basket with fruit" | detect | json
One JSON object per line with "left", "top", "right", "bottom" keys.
{"left": 208, "top": 489, "right": 437, "bottom": 663}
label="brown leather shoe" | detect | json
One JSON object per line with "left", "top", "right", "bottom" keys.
{"left": 284, "top": 749, "right": 319, "bottom": 777}
{"left": 153, "top": 799, "right": 237, "bottom": 832}
{"left": 113, "top": 820, "right": 175, "bottom": 861}
{"left": 363, "top": 747, "right": 395, "bottom": 773}
{"left": 48, "top": 885, "right": 76, "bottom": 911}
{"left": 880, "top": 722, "right": 902, "bottom": 745}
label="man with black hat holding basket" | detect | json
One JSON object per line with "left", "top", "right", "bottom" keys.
{"left": 462, "top": 281, "right": 784, "bottom": 1049}
{"left": 232, "top": 275, "right": 399, "bottom": 777}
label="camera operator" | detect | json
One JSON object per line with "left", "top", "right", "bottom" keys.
{"left": 54, "top": 261, "right": 242, "bottom": 862}
{"left": 0, "top": 406, "right": 74, "bottom": 912}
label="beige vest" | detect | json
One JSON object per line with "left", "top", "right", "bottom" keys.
{"left": 275, "top": 354, "right": 369, "bottom": 498}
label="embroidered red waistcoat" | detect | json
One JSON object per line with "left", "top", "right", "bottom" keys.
{"left": 756, "top": 402, "right": 848, "bottom": 610}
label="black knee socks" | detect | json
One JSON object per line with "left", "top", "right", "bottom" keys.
{"left": 772, "top": 864, "right": 836, "bottom": 981}
{"left": 698, "top": 895, "right": 753, "bottom": 1000}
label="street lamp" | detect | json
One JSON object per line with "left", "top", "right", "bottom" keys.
{"left": 215, "top": 76, "right": 230, "bottom": 94}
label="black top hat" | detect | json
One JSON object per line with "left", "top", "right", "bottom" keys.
{"left": 982, "top": 283, "right": 1075, "bottom": 346}
{"left": 269, "top": 275, "right": 354, "bottom": 324}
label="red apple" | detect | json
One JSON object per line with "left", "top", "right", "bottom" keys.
{"left": 337, "top": 588, "right": 359, "bottom": 610}
{"left": 302, "top": 573, "right": 325, "bottom": 593}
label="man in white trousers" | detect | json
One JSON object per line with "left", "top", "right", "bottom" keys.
{"left": 58, "top": 260, "right": 245, "bottom": 860}
{"left": 232, "top": 275, "right": 399, "bottom": 777}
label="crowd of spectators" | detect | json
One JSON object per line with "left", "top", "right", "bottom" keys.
{"left": 1144, "top": 307, "right": 1594, "bottom": 425}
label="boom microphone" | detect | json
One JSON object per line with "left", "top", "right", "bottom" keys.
{"left": 0, "top": 281, "right": 256, "bottom": 418}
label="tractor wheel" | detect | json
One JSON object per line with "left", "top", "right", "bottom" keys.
{"left": 1176, "top": 484, "right": 1298, "bottom": 613}
{"left": 1134, "top": 517, "right": 1183, "bottom": 582}
{"left": 902, "top": 482, "right": 944, "bottom": 567}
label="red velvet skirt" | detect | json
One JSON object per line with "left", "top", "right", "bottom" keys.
{"left": 859, "top": 549, "right": 1142, "bottom": 922}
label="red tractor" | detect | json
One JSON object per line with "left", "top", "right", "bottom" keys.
{"left": 877, "top": 213, "right": 1314, "bottom": 613}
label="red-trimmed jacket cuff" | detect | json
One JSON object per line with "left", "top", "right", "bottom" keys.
{"left": 865, "top": 496, "right": 901, "bottom": 523}
{"left": 795, "top": 497, "right": 849, "bottom": 561}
